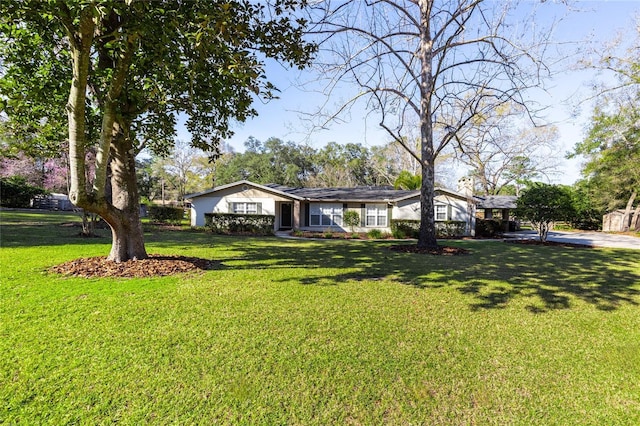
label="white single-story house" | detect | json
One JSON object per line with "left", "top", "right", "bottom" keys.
{"left": 186, "top": 180, "right": 477, "bottom": 236}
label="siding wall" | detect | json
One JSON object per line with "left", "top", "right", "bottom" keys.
{"left": 189, "top": 186, "right": 289, "bottom": 227}
{"left": 392, "top": 194, "right": 475, "bottom": 236}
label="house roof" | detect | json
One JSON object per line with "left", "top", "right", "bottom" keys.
{"left": 185, "top": 180, "right": 304, "bottom": 201}
{"left": 186, "top": 180, "right": 474, "bottom": 204}
{"left": 264, "top": 184, "right": 419, "bottom": 203}
{"left": 475, "top": 195, "right": 518, "bottom": 209}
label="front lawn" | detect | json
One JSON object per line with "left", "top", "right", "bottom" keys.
{"left": 1, "top": 210, "right": 640, "bottom": 424}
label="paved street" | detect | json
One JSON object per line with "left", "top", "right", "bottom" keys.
{"left": 277, "top": 229, "right": 640, "bottom": 249}
{"left": 504, "top": 230, "right": 640, "bottom": 250}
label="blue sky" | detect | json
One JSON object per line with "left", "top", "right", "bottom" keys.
{"left": 182, "top": 1, "right": 640, "bottom": 186}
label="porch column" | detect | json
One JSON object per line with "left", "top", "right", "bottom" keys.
{"left": 502, "top": 209, "right": 510, "bottom": 232}
{"left": 293, "top": 200, "right": 300, "bottom": 229}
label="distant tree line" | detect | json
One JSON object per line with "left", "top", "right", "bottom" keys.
{"left": 133, "top": 136, "right": 457, "bottom": 205}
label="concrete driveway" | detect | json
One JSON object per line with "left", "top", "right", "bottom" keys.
{"left": 504, "top": 230, "right": 640, "bottom": 250}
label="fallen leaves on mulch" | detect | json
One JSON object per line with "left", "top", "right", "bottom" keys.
{"left": 49, "top": 254, "right": 214, "bottom": 278}
{"left": 389, "top": 245, "right": 470, "bottom": 255}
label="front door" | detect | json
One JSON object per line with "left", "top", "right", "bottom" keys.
{"left": 280, "top": 203, "right": 293, "bottom": 229}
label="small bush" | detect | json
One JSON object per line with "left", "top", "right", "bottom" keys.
{"left": 391, "top": 219, "right": 420, "bottom": 239}
{"left": 435, "top": 221, "right": 466, "bottom": 238}
{"left": 476, "top": 219, "right": 503, "bottom": 238}
{"left": 571, "top": 217, "right": 602, "bottom": 231}
{"left": 343, "top": 210, "right": 361, "bottom": 232}
{"left": 391, "top": 219, "right": 467, "bottom": 238}
{"left": 148, "top": 205, "right": 184, "bottom": 224}
{"left": 367, "top": 229, "right": 384, "bottom": 239}
{"left": 391, "top": 228, "right": 406, "bottom": 239}
{"left": 205, "top": 213, "right": 274, "bottom": 235}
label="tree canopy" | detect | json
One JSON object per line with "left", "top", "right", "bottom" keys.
{"left": 0, "top": 0, "right": 315, "bottom": 261}
{"left": 570, "top": 22, "right": 640, "bottom": 231}
{"left": 190, "top": 137, "right": 417, "bottom": 190}
{"left": 516, "top": 183, "right": 575, "bottom": 242}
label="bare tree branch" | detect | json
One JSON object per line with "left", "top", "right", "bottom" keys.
{"left": 305, "top": 0, "right": 560, "bottom": 247}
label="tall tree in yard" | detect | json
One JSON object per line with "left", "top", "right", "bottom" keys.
{"left": 572, "top": 102, "right": 640, "bottom": 231}
{"left": 0, "top": 1, "right": 315, "bottom": 261}
{"left": 310, "top": 1, "right": 555, "bottom": 249}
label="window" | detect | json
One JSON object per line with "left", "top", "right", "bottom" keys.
{"left": 231, "top": 202, "right": 261, "bottom": 214}
{"left": 310, "top": 204, "right": 343, "bottom": 227}
{"left": 366, "top": 204, "right": 387, "bottom": 227}
{"left": 435, "top": 204, "right": 447, "bottom": 221}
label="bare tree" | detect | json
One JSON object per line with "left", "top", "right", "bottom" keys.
{"left": 309, "top": 0, "right": 556, "bottom": 248}
{"left": 455, "top": 102, "right": 561, "bottom": 196}
{"left": 155, "top": 140, "right": 209, "bottom": 206}
{"left": 370, "top": 139, "right": 456, "bottom": 188}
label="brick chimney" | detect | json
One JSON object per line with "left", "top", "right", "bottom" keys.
{"left": 457, "top": 177, "right": 474, "bottom": 198}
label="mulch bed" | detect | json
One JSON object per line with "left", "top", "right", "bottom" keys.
{"left": 389, "top": 244, "right": 470, "bottom": 255}
{"left": 49, "top": 254, "right": 214, "bottom": 278}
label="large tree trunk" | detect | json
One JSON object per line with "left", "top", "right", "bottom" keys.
{"left": 417, "top": 0, "right": 438, "bottom": 249}
{"left": 104, "top": 129, "right": 147, "bottom": 262}
{"left": 65, "top": 7, "right": 94, "bottom": 208}
{"left": 105, "top": 213, "right": 147, "bottom": 262}
{"left": 631, "top": 202, "right": 640, "bottom": 231}
{"left": 418, "top": 159, "right": 438, "bottom": 248}
{"left": 622, "top": 191, "right": 637, "bottom": 232}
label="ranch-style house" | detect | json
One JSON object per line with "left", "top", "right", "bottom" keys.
{"left": 186, "top": 180, "right": 477, "bottom": 236}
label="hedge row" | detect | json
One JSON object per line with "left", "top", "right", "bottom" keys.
{"left": 390, "top": 219, "right": 467, "bottom": 238}
{"left": 475, "top": 219, "right": 518, "bottom": 237}
{"left": 205, "top": 213, "right": 274, "bottom": 235}
{"left": 0, "top": 176, "right": 47, "bottom": 208}
{"left": 148, "top": 206, "right": 184, "bottom": 223}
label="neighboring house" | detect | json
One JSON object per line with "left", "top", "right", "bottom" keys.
{"left": 186, "top": 180, "right": 477, "bottom": 236}
{"left": 475, "top": 195, "right": 518, "bottom": 220}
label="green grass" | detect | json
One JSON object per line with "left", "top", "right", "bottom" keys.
{"left": 2, "top": 210, "right": 640, "bottom": 425}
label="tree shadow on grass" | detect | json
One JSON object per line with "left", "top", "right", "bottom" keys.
{"left": 215, "top": 238, "right": 640, "bottom": 312}
{"left": 5, "top": 215, "right": 639, "bottom": 312}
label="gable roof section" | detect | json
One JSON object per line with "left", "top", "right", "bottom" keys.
{"left": 185, "top": 180, "right": 303, "bottom": 201}
{"left": 392, "top": 187, "right": 473, "bottom": 203}
{"left": 475, "top": 195, "right": 518, "bottom": 209}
